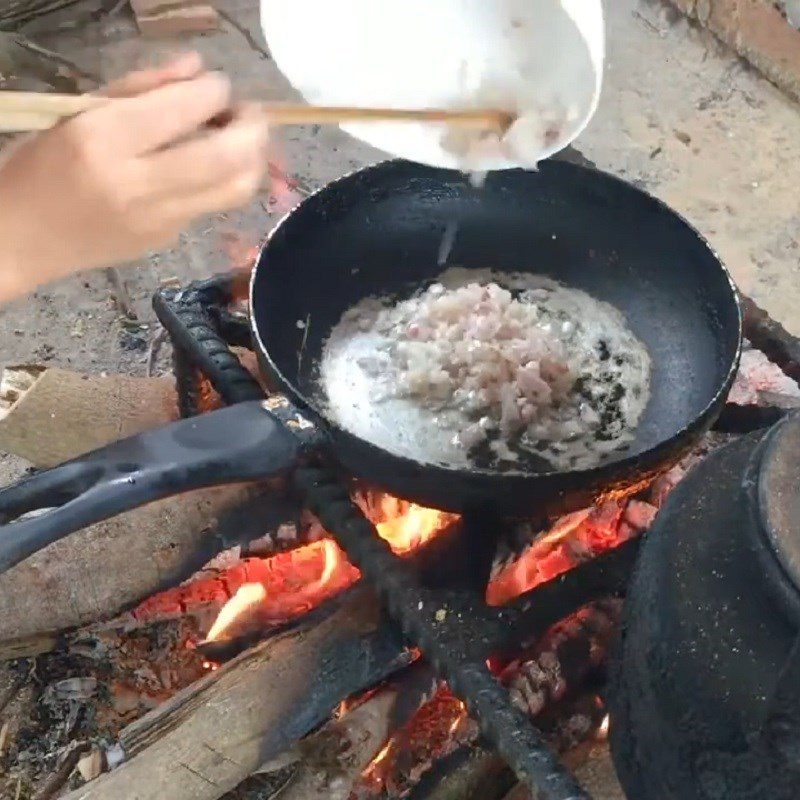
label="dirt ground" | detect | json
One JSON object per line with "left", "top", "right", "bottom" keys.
{"left": 0, "top": 0, "right": 799, "bottom": 797}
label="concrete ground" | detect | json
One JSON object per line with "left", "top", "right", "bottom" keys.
{"left": 1, "top": 0, "right": 799, "bottom": 796}
{"left": 2, "top": 0, "right": 799, "bottom": 422}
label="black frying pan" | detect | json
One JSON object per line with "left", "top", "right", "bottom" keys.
{"left": 0, "top": 160, "right": 742, "bottom": 574}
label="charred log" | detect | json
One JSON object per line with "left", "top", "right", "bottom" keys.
{"left": 406, "top": 746, "right": 513, "bottom": 800}
{"left": 496, "top": 544, "right": 636, "bottom": 658}
{"left": 741, "top": 296, "right": 800, "bottom": 385}
{"left": 406, "top": 690, "right": 608, "bottom": 800}
{"left": 61, "top": 588, "right": 408, "bottom": 800}
{"left": 272, "top": 692, "right": 400, "bottom": 800}
{"left": 0, "top": 485, "right": 306, "bottom": 654}
{"left": 364, "top": 601, "right": 620, "bottom": 799}
{"left": 502, "top": 599, "right": 621, "bottom": 718}
{"left": 240, "top": 662, "right": 437, "bottom": 800}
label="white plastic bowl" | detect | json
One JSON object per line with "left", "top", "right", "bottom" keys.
{"left": 261, "top": 0, "right": 604, "bottom": 170}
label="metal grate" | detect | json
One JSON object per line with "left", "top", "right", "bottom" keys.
{"left": 153, "top": 271, "right": 795, "bottom": 800}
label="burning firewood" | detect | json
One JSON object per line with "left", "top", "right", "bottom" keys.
{"left": 60, "top": 588, "right": 409, "bottom": 800}
{"left": 132, "top": 536, "right": 354, "bottom": 637}
{"left": 273, "top": 692, "right": 401, "bottom": 800}
{"left": 246, "top": 662, "right": 437, "bottom": 800}
{"left": 404, "top": 688, "right": 609, "bottom": 800}
{"left": 350, "top": 600, "right": 621, "bottom": 800}
{"left": 502, "top": 599, "right": 621, "bottom": 719}
{"left": 403, "top": 746, "right": 514, "bottom": 800}
{"left": 0, "top": 481, "right": 305, "bottom": 659}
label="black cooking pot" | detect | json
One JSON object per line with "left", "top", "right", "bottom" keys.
{"left": 0, "top": 159, "right": 741, "bottom": 575}
{"left": 609, "top": 412, "right": 800, "bottom": 800}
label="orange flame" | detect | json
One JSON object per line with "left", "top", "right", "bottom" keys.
{"left": 197, "top": 486, "right": 636, "bottom": 799}
{"left": 360, "top": 493, "right": 458, "bottom": 555}
{"left": 206, "top": 583, "right": 267, "bottom": 642}
{"left": 355, "top": 495, "right": 638, "bottom": 790}
{"left": 203, "top": 538, "right": 358, "bottom": 643}
{"left": 370, "top": 741, "right": 393, "bottom": 769}
{"left": 317, "top": 538, "right": 340, "bottom": 586}
{"left": 202, "top": 494, "right": 455, "bottom": 649}
{"left": 448, "top": 702, "right": 466, "bottom": 735}
{"left": 487, "top": 501, "right": 631, "bottom": 606}
{"left": 202, "top": 488, "right": 633, "bottom": 664}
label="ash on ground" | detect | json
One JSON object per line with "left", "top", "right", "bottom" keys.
{"left": 0, "top": 618, "right": 207, "bottom": 798}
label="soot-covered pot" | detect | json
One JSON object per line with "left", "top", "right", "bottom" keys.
{"left": 609, "top": 413, "right": 800, "bottom": 800}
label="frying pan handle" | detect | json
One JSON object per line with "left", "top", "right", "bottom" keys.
{"left": 0, "top": 400, "right": 314, "bottom": 574}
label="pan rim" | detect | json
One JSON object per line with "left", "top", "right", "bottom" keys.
{"left": 249, "top": 158, "right": 743, "bottom": 484}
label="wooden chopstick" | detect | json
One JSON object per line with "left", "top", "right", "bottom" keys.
{"left": 0, "top": 91, "right": 514, "bottom": 134}
{"left": 260, "top": 104, "right": 513, "bottom": 132}
{"left": 0, "top": 111, "right": 69, "bottom": 132}
{"left": 0, "top": 92, "right": 104, "bottom": 131}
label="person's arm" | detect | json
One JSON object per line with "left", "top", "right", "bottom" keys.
{"left": 0, "top": 53, "right": 270, "bottom": 303}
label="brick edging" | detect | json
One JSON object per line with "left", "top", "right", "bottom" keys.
{"left": 669, "top": 0, "right": 800, "bottom": 104}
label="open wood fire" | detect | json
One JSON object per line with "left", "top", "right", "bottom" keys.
{"left": 0, "top": 351, "right": 787, "bottom": 800}
{"left": 183, "top": 489, "right": 647, "bottom": 651}
{"left": 0, "top": 269, "right": 797, "bottom": 800}
{"left": 0, "top": 466, "right": 663, "bottom": 800}
{"left": 172, "top": 481, "right": 664, "bottom": 800}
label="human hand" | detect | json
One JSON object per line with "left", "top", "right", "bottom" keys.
{"left": 0, "top": 53, "right": 270, "bottom": 302}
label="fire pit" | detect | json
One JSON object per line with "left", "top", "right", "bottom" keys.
{"left": 130, "top": 262, "right": 796, "bottom": 800}
{"left": 151, "top": 271, "right": 636, "bottom": 800}
{"left": 0, "top": 273, "right": 795, "bottom": 800}
{"left": 2, "top": 156, "right": 800, "bottom": 800}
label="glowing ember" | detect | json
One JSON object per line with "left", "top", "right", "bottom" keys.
{"left": 199, "top": 538, "right": 358, "bottom": 642}
{"left": 194, "top": 487, "right": 640, "bottom": 650}
{"left": 487, "top": 500, "right": 633, "bottom": 606}
{"left": 358, "top": 687, "right": 471, "bottom": 795}
{"left": 206, "top": 583, "right": 266, "bottom": 641}
{"left": 353, "top": 490, "right": 656, "bottom": 792}
{"left": 194, "top": 492, "right": 457, "bottom": 643}
{"left": 335, "top": 687, "right": 381, "bottom": 721}
{"left": 141, "top": 479, "right": 658, "bottom": 798}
